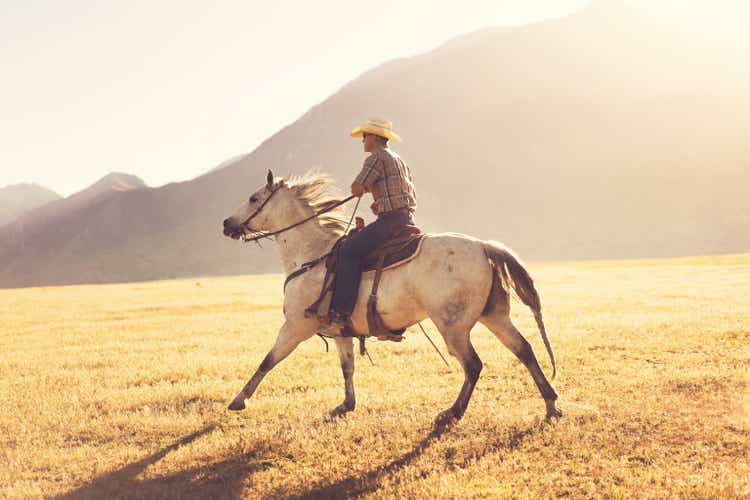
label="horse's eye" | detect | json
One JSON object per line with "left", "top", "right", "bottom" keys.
{"left": 249, "top": 195, "right": 258, "bottom": 203}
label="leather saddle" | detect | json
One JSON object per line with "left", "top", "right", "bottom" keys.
{"left": 305, "top": 224, "right": 425, "bottom": 341}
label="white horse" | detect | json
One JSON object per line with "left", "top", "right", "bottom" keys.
{"left": 222, "top": 170, "right": 561, "bottom": 425}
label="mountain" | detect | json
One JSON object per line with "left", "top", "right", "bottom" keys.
{"left": 206, "top": 153, "right": 250, "bottom": 175}
{"left": 1, "top": 0, "right": 749, "bottom": 288}
{"left": 0, "top": 183, "right": 61, "bottom": 227}
{"left": 0, "top": 173, "right": 146, "bottom": 286}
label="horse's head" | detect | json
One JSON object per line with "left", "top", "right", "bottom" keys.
{"left": 223, "top": 169, "right": 285, "bottom": 240}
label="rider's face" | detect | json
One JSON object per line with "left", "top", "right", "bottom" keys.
{"left": 362, "top": 132, "right": 379, "bottom": 152}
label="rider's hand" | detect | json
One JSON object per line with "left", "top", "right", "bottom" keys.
{"left": 351, "top": 182, "right": 365, "bottom": 197}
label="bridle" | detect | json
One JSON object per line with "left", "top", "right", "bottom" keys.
{"left": 235, "top": 180, "right": 360, "bottom": 297}
{"left": 238, "top": 183, "right": 356, "bottom": 243}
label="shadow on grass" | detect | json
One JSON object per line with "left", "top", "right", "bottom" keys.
{"left": 56, "top": 424, "right": 272, "bottom": 500}
{"left": 55, "top": 417, "right": 545, "bottom": 499}
{"left": 288, "top": 420, "right": 542, "bottom": 499}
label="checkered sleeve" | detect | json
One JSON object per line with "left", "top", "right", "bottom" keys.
{"left": 354, "top": 154, "right": 382, "bottom": 191}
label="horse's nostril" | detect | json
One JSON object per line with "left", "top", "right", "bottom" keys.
{"left": 223, "top": 218, "right": 231, "bottom": 227}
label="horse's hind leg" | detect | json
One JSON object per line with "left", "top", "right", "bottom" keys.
{"left": 433, "top": 324, "right": 483, "bottom": 427}
{"left": 480, "top": 312, "right": 561, "bottom": 419}
{"left": 330, "top": 337, "right": 356, "bottom": 416}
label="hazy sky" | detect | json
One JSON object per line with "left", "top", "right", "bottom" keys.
{"left": 1, "top": 0, "right": 747, "bottom": 196}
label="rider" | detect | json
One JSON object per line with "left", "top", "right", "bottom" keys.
{"left": 329, "top": 117, "right": 417, "bottom": 326}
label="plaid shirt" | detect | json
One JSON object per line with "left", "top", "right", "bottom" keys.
{"left": 354, "top": 148, "right": 417, "bottom": 215}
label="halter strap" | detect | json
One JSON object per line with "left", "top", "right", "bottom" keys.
{"left": 239, "top": 184, "right": 282, "bottom": 233}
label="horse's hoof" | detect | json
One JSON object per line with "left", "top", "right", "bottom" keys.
{"left": 434, "top": 408, "right": 458, "bottom": 429}
{"left": 228, "top": 397, "right": 246, "bottom": 411}
{"left": 332, "top": 402, "right": 355, "bottom": 416}
{"left": 545, "top": 401, "right": 563, "bottom": 421}
{"left": 328, "top": 402, "right": 355, "bottom": 418}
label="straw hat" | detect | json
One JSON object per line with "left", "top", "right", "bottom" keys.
{"left": 350, "top": 117, "right": 402, "bottom": 142}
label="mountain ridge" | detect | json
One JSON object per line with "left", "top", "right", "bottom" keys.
{"left": 0, "top": 183, "right": 62, "bottom": 227}
{"left": 1, "top": 2, "right": 748, "bottom": 288}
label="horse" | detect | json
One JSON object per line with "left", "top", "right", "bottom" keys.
{"left": 222, "top": 169, "right": 561, "bottom": 426}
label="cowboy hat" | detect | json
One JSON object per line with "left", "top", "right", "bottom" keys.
{"left": 350, "top": 117, "right": 402, "bottom": 142}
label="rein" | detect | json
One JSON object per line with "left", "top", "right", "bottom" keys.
{"left": 282, "top": 197, "right": 361, "bottom": 292}
{"left": 240, "top": 187, "right": 356, "bottom": 243}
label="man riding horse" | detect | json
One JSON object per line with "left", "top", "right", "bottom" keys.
{"left": 328, "top": 117, "right": 417, "bottom": 328}
{"left": 221, "top": 117, "right": 560, "bottom": 423}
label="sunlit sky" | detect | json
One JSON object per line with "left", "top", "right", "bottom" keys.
{"left": 1, "top": 0, "right": 748, "bottom": 196}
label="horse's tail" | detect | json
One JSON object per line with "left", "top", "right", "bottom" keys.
{"left": 482, "top": 241, "right": 556, "bottom": 380}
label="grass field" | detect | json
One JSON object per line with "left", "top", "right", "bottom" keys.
{"left": 1, "top": 254, "right": 749, "bottom": 498}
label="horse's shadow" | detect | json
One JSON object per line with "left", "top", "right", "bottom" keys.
{"left": 286, "top": 419, "right": 541, "bottom": 499}
{"left": 57, "top": 419, "right": 543, "bottom": 499}
{"left": 56, "top": 424, "right": 272, "bottom": 500}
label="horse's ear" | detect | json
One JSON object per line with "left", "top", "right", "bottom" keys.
{"left": 266, "top": 170, "right": 274, "bottom": 189}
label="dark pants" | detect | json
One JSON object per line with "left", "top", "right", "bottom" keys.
{"left": 330, "top": 209, "right": 414, "bottom": 316}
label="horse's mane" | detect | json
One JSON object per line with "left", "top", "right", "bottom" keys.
{"left": 286, "top": 170, "right": 348, "bottom": 235}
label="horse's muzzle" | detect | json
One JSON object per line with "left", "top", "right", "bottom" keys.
{"left": 222, "top": 218, "right": 243, "bottom": 239}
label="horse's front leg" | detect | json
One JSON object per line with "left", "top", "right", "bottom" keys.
{"left": 228, "top": 321, "right": 309, "bottom": 411}
{"left": 330, "top": 337, "right": 356, "bottom": 416}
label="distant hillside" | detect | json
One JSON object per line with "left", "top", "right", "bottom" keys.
{"left": 0, "top": 183, "right": 61, "bottom": 227}
{"left": 0, "top": 173, "right": 146, "bottom": 286}
{"left": 1, "top": 0, "right": 749, "bottom": 288}
{"left": 206, "top": 154, "right": 250, "bottom": 175}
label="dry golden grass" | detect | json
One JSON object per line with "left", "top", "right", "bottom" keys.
{"left": 1, "top": 254, "right": 748, "bottom": 498}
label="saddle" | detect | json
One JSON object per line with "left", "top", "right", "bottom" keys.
{"left": 305, "top": 224, "right": 425, "bottom": 341}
